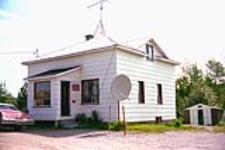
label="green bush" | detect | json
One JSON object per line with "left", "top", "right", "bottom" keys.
{"left": 173, "top": 119, "right": 183, "bottom": 127}
{"left": 108, "top": 122, "right": 124, "bottom": 131}
{"left": 218, "top": 120, "right": 225, "bottom": 126}
{"left": 91, "top": 110, "right": 102, "bottom": 123}
{"left": 74, "top": 111, "right": 106, "bottom": 129}
{"left": 75, "top": 113, "right": 87, "bottom": 124}
{"left": 166, "top": 119, "right": 183, "bottom": 128}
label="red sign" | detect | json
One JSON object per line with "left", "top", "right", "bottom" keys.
{"left": 72, "top": 84, "right": 80, "bottom": 91}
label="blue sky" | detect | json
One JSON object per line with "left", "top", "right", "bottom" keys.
{"left": 1, "top": 0, "right": 225, "bottom": 96}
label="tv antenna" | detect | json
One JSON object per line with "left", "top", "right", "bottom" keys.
{"left": 33, "top": 49, "right": 39, "bottom": 58}
{"left": 87, "top": 0, "right": 109, "bottom": 36}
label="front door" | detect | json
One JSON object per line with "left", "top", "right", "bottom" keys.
{"left": 61, "top": 81, "right": 70, "bottom": 116}
{"left": 198, "top": 109, "right": 204, "bottom": 125}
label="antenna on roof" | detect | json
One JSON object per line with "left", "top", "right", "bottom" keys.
{"left": 33, "top": 49, "right": 39, "bottom": 58}
{"left": 87, "top": 0, "right": 109, "bottom": 36}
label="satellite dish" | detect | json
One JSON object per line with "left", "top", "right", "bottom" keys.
{"left": 111, "top": 74, "right": 132, "bottom": 101}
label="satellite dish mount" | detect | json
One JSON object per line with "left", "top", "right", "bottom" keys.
{"left": 111, "top": 74, "right": 132, "bottom": 135}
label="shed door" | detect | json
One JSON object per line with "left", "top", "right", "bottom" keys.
{"left": 198, "top": 109, "right": 204, "bottom": 125}
{"left": 61, "top": 81, "right": 70, "bottom": 116}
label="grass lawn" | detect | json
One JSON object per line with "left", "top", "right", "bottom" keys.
{"left": 213, "top": 121, "right": 225, "bottom": 133}
{"left": 126, "top": 123, "right": 205, "bottom": 133}
{"left": 26, "top": 121, "right": 225, "bottom": 134}
{"left": 213, "top": 126, "right": 225, "bottom": 133}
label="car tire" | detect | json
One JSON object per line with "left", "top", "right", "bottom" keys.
{"left": 0, "top": 113, "right": 2, "bottom": 125}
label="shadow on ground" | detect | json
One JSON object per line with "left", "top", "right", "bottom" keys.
{"left": 0, "top": 127, "right": 109, "bottom": 138}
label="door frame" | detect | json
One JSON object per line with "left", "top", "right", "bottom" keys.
{"left": 198, "top": 109, "right": 204, "bottom": 125}
{"left": 60, "top": 81, "right": 71, "bottom": 117}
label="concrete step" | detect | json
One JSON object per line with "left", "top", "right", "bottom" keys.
{"left": 59, "top": 119, "right": 78, "bottom": 129}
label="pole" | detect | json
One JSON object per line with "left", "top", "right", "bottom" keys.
{"left": 122, "top": 105, "right": 127, "bottom": 136}
{"left": 118, "top": 100, "right": 120, "bottom": 121}
{"left": 109, "top": 105, "right": 111, "bottom": 123}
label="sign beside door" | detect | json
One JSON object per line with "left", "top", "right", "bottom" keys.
{"left": 72, "top": 84, "right": 80, "bottom": 91}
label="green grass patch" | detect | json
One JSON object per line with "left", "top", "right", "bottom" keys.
{"left": 213, "top": 121, "right": 225, "bottom": 133}
{"left": 74, "top": 122, "right": 108, "bottom": 130}
{"left": 213, "top": 126, "right": 225, "bottom": 133}
{"left": 108, "top": 122, "right": 124, "bottom": 131}
{"left": 127, "top": 123, "right": 198, "bottom": 133}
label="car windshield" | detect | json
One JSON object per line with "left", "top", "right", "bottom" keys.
{"left": 0, "top": 105, "right": 18, "bottom": 111}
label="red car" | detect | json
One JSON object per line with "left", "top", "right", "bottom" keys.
{"left": 0, "top": 103, "right": 34, "bottom": 131}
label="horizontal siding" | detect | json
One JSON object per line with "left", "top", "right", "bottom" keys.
{"left": 117, "top": 49, "right": 176, "bottom": 122}
{"left": 28, "top": 79, "right": 59, "bottom": 120}
{"left": 28, "top": 50, "right": 118, "bottom": 121}
{"left": 27, "top": 47, "right": 177, "bottom": 123}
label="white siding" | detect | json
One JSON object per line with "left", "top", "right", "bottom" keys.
{"left": 116, "top": 49, "right": 176, "bottom": 122}
{"left": 28, "top": 78, "right": 58, "bottom": 120}
{"left": 190, "top": 109, "right": 199, "bottom": 125}
{"left": 27, "top": 47, "right": 177, "bottom": 123}
{"left": 204, "top": 108, "right": 212, "bottom": 125}
{"left": 28, "top": 50, "right": 118, "bottom": 122}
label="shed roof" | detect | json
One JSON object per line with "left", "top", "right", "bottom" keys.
{"left": 186, "top": 103, "right": 222, "bottom": 110}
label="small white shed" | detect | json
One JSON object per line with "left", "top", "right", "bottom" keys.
{"left": 185, "top": 103, "right": 223, "bottom": 126}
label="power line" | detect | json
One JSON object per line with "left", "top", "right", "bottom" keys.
{"left": 0, "top": 51, "right": 34, "bottom": 55}
{"left": 0, "top": 49, "right": 39, "bottom": 58}
{"left": 40, "top": 40, "right": 87, "bottom": 57}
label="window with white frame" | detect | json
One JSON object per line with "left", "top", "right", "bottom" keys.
{"left": 34, "top": 81, "right": 51, "bottom": 106}
{"left": 81, "top": 79, "right": 99, "bottom": 105}
{"left": 146, "top": 44, "right": 154, "bottom": 61}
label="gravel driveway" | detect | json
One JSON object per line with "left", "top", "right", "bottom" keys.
{"left": 0, "top": 130, "right": 224, "bottom": 150}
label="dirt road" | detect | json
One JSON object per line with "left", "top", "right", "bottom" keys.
{"left": 0, "top": 130, "right": 224, "bottom": 150}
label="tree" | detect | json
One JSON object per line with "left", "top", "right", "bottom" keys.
{"left": 206, "top": 59, "right": 225, "bottom": 109}
{"left": 0, "top": 83, "right": 16, "bottom": 104}
{"left": 176, "top": 64, "right": 218, "bottom": 117}
{"left": 176, "top": 76, "right": 190, "bottom": 117}
{"left": 17, "top": 83, "right": 28, "bottom": 111}
{"left": 188, "top": 81, "right": 217, "bottom": 106}
{"left": 206, "top": 59, "right": 225, "bottom": 79}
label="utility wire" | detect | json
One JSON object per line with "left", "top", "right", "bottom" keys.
{"left": 40, "top": 40, "right": 87, "bottom": 57}
{"left": 0, "top": 51, "right": 34, "bottom": 55}
{"left": 40, "top": 36, "right": 150, "bottom": 58}
{"left": 0, "top": 36, "right": 150, "bottom": 56}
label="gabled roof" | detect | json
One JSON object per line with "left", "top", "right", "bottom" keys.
{"left": 186, "top": 103, "right": 222, "bottom": 110}
{"left": 25, "top": 66, "right": 80, "bottom": 80}
{"left": 22, "top": 36, "right": 179, "bottom": 66}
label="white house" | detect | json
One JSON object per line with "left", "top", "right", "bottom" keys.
{"left": 22, "top": 36, "right": 179, "bottom": 123}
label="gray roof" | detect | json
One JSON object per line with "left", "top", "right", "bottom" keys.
{"left": 25, "top": 66, "right": 80, "bottom": 80}
{"left": 186, "top": 103, "right": 222, "bottom": 110}
{"left": 22, "top": 36, "right": 180, "bottom": 66}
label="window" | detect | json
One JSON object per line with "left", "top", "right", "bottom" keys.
{"left": 81, "top": 79, "right": 99, "bottom": 105}
{"left": 157, "top": 84, "right": 163, "bottom": 104}
{"left": 146, "top": 44, "right": 154, "bottom": 61}
{"left": 138, "top": 81, "right": 145, "bottom": 104}
{"left": 34, "top": 81, "right": 51, "bottom": 106}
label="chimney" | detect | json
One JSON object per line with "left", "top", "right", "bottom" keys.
{"left": 85, "top": 34, "right": 94, "bottom": 41}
